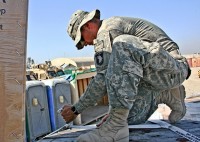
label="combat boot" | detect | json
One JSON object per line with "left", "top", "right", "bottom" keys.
{"left": 77, "top": 108, "right": 129, "bottom": 142}
{"left": 156, "top": 85, "right": 186, "bottom": 123}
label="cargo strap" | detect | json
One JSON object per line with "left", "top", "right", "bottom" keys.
{"left": 149, "top": 120, "right": 200, "bottom": 142}
{"left": 41, "top": 120, "right": 200, "bottom": 142}
{"left": 40, "top": 123, "right": 71, "bottom": 141}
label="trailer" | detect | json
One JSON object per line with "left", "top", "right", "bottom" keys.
{"left": 38, "top": 97, "right": 200, "bottom": 142}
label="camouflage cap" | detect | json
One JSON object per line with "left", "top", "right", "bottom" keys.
{"left": 67, "top": 9, "right": 100, "bottom": 50}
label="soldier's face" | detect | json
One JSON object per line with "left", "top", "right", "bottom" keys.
{"left": 81, "top": 28, "right": 94, "bottom": 46}
{"left": 81, "top": 22, "right": 98, "bottom": 46}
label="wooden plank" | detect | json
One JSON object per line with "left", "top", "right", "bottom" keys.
{"left": 82, "top": 79, "right": 88, "bottom": 92}
{"left": 76, "top": 72, "right": 96, "bottom": 80}
{"left": 0, "top": 0, "right": 28, "bottom": 142}
{"left": 77, "top": 80, "right": 84, "bottom": 97}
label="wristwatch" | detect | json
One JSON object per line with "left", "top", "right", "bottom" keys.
{"left": 71, "top": 106, "right": 80, "bottom": 115}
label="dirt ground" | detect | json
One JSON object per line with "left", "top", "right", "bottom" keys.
{"left": 150, "top": 67, "right": 200, "bottom": 120}
{"left": 183, "top": 67, "right": 200, "bottom": 98}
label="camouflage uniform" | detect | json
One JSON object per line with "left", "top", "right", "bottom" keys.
{"left": 73, "top": 17, "right": 189, "bottom": 124}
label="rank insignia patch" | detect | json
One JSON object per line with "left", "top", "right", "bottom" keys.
{"left": 95, "top": 52, "right": 104, "bottom": 65}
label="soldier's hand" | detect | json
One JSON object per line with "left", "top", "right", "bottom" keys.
{"left": 61, "top": 105, "right": 77, "bottom": 123}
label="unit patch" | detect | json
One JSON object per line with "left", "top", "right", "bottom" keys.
{"left": 95, "top": 52, "right": 104, "bottom": 65}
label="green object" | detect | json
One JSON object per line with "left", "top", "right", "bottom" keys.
{"left": 64, "top": 69, "right": 73, "bottom": 74}
{"left": 70, "top": 72, "right": 77, "bottom": 81}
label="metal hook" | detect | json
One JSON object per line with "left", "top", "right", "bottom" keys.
{"left": 16, "top": 50, "right": 21, "bottom": 56}
{"left": 14, "top": 79, "right": 21, "bottom": 85}
{"left": 17, "top": 21, "right": 22, "bottom": 28}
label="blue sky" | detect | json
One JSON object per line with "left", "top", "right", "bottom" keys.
{"left": 27, "top": 0, "right": 200, "bottom": 63}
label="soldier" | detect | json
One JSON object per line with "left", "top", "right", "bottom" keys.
{"left": 61, "top": 9, "right": 191, "bottom": 142}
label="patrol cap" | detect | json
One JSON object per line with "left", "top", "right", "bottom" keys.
{"left": 67, "top": 9, "right": 100, "bottom": 50}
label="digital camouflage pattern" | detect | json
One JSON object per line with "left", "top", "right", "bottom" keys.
{"left": 73, "top": 17, "right": 189, "bottom": 124}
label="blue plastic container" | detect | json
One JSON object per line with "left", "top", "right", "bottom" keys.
{"left": 42, "top": 78, "right": 71, "bottom": 131}
{"left": 26, "top": 81, "right": 51, "bottom": 142}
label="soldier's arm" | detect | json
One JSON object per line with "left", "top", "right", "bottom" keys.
{"left": 72, "top": 31, "right": 111, "bottom": 114}
{"left": 73, "top": 72, "right": 107, "bottom": 113}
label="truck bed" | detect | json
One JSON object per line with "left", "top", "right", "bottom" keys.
{"left": 38, "top": 96, "right": 200, "bottom": 142}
